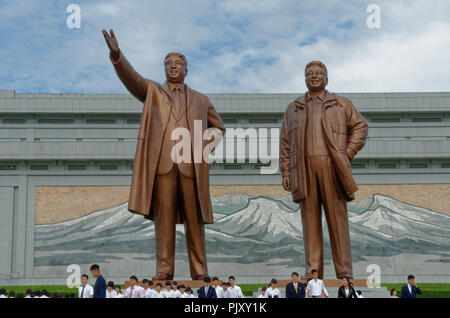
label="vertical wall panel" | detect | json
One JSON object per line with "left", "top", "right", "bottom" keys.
{"left": 0, "top": 186, "right": 14, "bottom": 276}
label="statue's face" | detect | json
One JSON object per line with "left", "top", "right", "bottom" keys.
{"left": 305, "top": 64, "right": 327, "bottom": 92}
{"left": 164, "top": 55, "right": 187, "bottom": 83}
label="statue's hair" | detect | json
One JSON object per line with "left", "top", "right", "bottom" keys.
{"left": 164, "top": 52, "right": 188, "bottom": 67}
{"left": 304, "top": 61, "right": 327, "bottom": 77}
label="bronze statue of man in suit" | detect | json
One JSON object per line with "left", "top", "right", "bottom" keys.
{"left": 280, "top": 61, "right": 368, "bottom": 279}
{"left": 102, "top": 29, "right": 225, "bottom": 280}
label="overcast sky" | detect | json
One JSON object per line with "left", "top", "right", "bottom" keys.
{"left": 1, "top": 0, "right": 449, "bottom": 94}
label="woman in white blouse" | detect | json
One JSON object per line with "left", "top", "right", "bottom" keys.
{"left": 390, "top": 288, "right": 398, "bottom": 298}
{"left": 112, "top": 285, "right": 124, "bottom": 298}
{"left": 266, "top": 279, "right": 281, "bottom": 298}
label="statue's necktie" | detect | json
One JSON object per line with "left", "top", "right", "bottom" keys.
{"left": 172, "top": 87, "right": 183, "bottom": 120}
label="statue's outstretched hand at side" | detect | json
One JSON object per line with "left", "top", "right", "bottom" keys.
{"left": 282, "top": 176, "right": 290, "bottom": 192}
{"left": 102, "top": 29, "right": 120, "bottom": 60}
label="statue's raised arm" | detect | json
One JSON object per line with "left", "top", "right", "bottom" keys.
{"left": 100, "top": 30, "right": 225, "bottom": 281}
{"left": 102, "top": 29, "right": 148, "bottom": 102}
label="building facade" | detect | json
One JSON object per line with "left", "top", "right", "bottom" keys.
{"left": 0, "top": 89, "right": 449, "bottom": 285}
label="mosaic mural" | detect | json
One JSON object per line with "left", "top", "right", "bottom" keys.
{"left": 33, "top": 189, "right": 450, "bottom": 281}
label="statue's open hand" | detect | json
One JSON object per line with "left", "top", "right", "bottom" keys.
{"left": 102, "top": 29, "right": 119, "bottom": 60}
{"left": 282, "top": 176, "right": 291, "bottom": 192}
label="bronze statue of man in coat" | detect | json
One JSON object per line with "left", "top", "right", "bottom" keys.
{"left": 280, "top": 61, "right": 368, "bottom": 279}
{"left": 102, "top": 29, "right": 225, "bottom": 280}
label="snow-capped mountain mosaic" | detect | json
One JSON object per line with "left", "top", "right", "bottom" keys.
{"left": 35, "top": 193, "right": 450, "bottom": 271}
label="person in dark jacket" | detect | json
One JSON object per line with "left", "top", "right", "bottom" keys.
{"left": 338, "top": 277, "right": 358, "bottom": 299}
{"left": 90, "top": 264, "right": 106, "bottom": 298}
{"left": 401, "top": 275, "right": 422, "bottom": 298}
{"left": 198, "top": 276, "right": 217, "bottom": 298}
{"left": 285, "top": 272, "right": 306, "bottom": 298}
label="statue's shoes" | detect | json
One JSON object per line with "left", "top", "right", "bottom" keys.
{"left": 337, "top": 272, "right": 354, "bottom": 279}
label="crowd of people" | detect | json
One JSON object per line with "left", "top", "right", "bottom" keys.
{"left": 281, "top": 270, "right": 364, "bottom": 298}
{"left": 0, "top": 264, "right": 422, "bottom": 299}
{"left": 116, "top": 275, "right": 245, "bottom": 298}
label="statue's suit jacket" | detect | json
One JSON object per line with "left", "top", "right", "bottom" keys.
{"left": 110, "top": 50, "right": 225, "bottom": 224}
{"left": 280, "top": 91, "right": 368, "bottom": 202}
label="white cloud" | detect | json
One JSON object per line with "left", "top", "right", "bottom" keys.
{"left": 0, "top": 0, "right": 449, "bottom": 94}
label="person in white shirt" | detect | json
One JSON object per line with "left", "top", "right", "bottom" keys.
{"left": 25, "top": 289, "right": 33, "bottom": 298}
{"left": 149, "top": 281, "right": 157, "bottom": 297}
{"left": 110, "top": 285, "right": 122, "bottom": 298}
{"left": 181, "top": 287, "right": 191, "bottom": 298}
{"left": 105, "top": 281, "right": 115, "bottom": 298}
{"left": 257, "top": 287, "right": 267, "bottom": 298}
{"left": 40, "top": 290, "right": 49, "bottom": 298}
{"left": 169, "top": 290, "right": 178, "bottom": 298}
{"left": 172, "top": 281, "right": 182, "bottom": 298}
{"left": 222, "top": 283, "right": 231, "bottom": 298}
{"left": 124, "top": 275, "right": 145, "bottom": 298}
{"left": 142, "top": 279, "right": 152, "bottom": 298}
{"left": 145, "top": 288, "right": 156, "bottom": 298}
{"left": 177, "top": 284, "right": 188, "bottom": 298}
{"left": 162, "top": 281, "right": 176, "bottom": 298}
{"left": 78, "top": 274, "right": 94, "bottom": 298}
{"left": 182, "top": 287, "right": 194, "bottom": 298}
{"left": 175, "top": 286, "right": 184, "bottom": 298}
{"left": 144, "top": 280, "right": 157, "bottom": 298}
{"left": 0, "top": 289, "right": 8, "bottom": 298}
{"left": 266, "top": 279, "right": 281, "bottom": 298}
{"left": 152, "top": 283, "right": 165, "bottom": 298}
{"left": 306, "top": 269, "right": 328, "bottom": 298}
{"left": 227, "top": 276, "right": 244, "bottom": 298}
{"left": 212, "top": 277, "right": 224, "bottom": 298}
{"left": 390, "top": 288, "right": 398, "bottom": 298}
